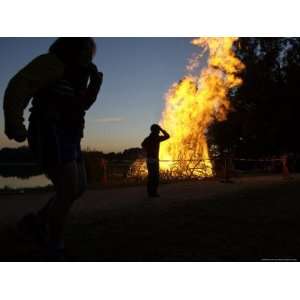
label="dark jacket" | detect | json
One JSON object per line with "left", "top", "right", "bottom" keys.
{"left": 4, "top": 53, "right": 101, "bottom": 137}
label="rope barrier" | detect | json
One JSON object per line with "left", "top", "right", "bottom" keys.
{"left": 0, "top": 157, "right": 288, "bottom": 166}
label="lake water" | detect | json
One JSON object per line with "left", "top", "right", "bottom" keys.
{"left": 0, "top": 175, "right": 51, "bottom": 189}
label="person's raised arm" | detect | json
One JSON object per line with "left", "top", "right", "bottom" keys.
{"left": 159, "top": 126, "right": 170, "bottom": 141}
{"left": 3, "top": 54, "right": 64, "bottom": 142}
{"left": 75, "top": 63, "right": 103, "bottom": 111}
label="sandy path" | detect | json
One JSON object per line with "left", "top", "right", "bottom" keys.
{"left": 1, "top": 174, "right": 300, "bottom": 261}
{"left": 0, "top": 174, "right": 295, "bottom": 225}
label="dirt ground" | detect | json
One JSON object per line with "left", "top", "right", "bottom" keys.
{"left": 1, "top": 174, "right": 300, "bottom": 261}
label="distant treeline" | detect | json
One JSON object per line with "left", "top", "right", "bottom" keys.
{"left": 0, "top": 146, "right": 144, "bottom": 179}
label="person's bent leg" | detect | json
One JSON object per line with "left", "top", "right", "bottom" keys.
{"left": 38, "top": 155, "right": 87, "bottom": 225}
{"left": 47, "top": 161, "right": 79, "bottom": 245}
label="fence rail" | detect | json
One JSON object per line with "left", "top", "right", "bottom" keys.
{"left": 0, "top": 156, "right": 292, "bottom": 185}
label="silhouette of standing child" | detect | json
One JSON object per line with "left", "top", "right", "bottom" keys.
{"left": 142, "top": 124, "right": 170, "bottom": 197}
{"left": 3, "top": 38, "right": 103, "bottom": 259}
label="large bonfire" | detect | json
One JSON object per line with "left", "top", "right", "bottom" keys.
{"left": 130, "top": 37, "right": 245, "bottom": 179}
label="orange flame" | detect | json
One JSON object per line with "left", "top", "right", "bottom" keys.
{"left": 159, "top": 37, "right": 244, "bottom": 178}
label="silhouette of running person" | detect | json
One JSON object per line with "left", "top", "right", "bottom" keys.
{"left": 141, "top": 124, "right": 170, "bottom": 197}
{"left": 3, "top": 38, "right": 103, "bottom": 259}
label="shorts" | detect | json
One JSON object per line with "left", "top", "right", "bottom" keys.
{"left": 28, "top": 119, "right": 83, "bottom": 172}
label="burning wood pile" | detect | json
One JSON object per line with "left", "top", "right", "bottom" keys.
{"left": 130, "top": 38, "right": 244, "bottom": 180}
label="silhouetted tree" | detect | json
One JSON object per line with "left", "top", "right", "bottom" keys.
{"left": 208, "top": 38, "right": 300, "bottom": 160}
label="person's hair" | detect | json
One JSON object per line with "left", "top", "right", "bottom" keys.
{"left": 151, "top": 124, "right": 160, "bottom": 133}
{"left": 49, "top": 37, "right": 96, "bottom": 63}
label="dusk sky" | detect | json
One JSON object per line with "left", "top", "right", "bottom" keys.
{"left": 0, "top": 38, "right": 202, "bottom": 152}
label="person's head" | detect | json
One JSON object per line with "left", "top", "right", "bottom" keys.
{"left": 49, "top": 37, "right": 96, "bottom": 67}
{"left": 150, "top": 124, "right": 160, "bottom": 135}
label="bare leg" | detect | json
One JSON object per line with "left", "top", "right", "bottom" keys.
{"left": 38, "top": 158, "right": 87, "bottom": 221}
{"left": 46, "top": 161, "right": 79, "bottom": 244}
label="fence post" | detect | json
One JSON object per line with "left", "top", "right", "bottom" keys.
{"left": 221, "top": 155, "right": 234, "bottom": 183}
{"left": 281, "top": 154, "right": 291, "bottom": 179}
{"left": 99, "top": 158, "right": 108, "bottom": 185}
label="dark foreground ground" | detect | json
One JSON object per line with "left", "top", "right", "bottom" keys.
{"left": 1, "top": 174, "right": 300, "bottom": 261}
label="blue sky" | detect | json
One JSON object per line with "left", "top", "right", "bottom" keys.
{"left": 0, "top": 37, "right": 200, "bottom": 152}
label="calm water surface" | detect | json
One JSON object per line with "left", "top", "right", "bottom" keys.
{"left": 0, "top": 175, "right": 51, "bottom": 189}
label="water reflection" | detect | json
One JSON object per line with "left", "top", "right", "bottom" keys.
{"left": 0, "top": 175, "right": 51, "bottom": 189}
